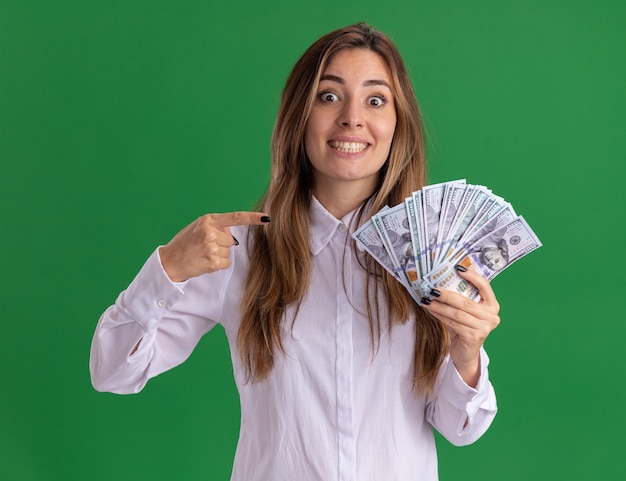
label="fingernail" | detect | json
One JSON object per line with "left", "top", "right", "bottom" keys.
{"left": 456, "top": 264, "right": 468, "bottom": 273}
{"left": 421, "top": 297, "right": 431, "bottom": 305}
{"left": 232, "top": 235, "right": 239, "bottom": 246}
{"left": 260, "top": 215, "right": 271, "bottom": 223}
{"left": 430, "top": 289, "right": 441, "bottom": 298}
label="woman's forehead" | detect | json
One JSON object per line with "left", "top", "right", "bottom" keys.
{"left": 318, "top": 49, "right": 395, "bottom": 92}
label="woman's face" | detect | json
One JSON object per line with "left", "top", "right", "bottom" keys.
{"left": 304, "top": 48, "right": 396, "bottom": 198}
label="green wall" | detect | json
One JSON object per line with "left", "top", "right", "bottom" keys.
{"left": 1, "top": 0, "right": 624, "bottom": 479}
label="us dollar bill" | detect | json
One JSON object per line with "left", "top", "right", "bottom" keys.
{"left": 433, "top": 182, "right": 468, "bottom": 265}
{"left": 405, "top": 196, "right": 425, "bottom": 295}
{"left": 376, "top": 203, "right": 426, "bottom": 302}
{"left": 467, "top": 215, "right": 542, "bottom": 277}
{"left": 421, "top": 180, "right": 465, "bottom": 271}
{"left": 421, "top": 215, "right": 542, "bottom": 299}
{"left": 440, "top": 201, "right": 517, "bottom": 269}
{"left": 421, "top": 259, "right": 482, "bottom": 301}
{"left": 434, "top": 183, "right": 490, "bottom": 267}
{"left": 410, "top": 190, "right": 429, "bottom": 275}
{"left": 458, "top": 194, "right": 509, "bottom": 246}
{"left": 458, "top": 203, "right": 518, "bottom": 252}
{"left": 352, "top": 215, "right": 399, "bottom": 279}
{"left": 377, "top": 204, "right": 414, "bottom": 278}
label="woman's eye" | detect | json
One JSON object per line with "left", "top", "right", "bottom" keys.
{"left": 319, "top": 92, "right": 339, "bottom": 103}
{"left": 368, "top": 95, "right": 387, "bottom": 107}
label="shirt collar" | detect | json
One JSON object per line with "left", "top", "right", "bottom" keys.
{"left": 309, "top": 196, "right": 362, "bottom": 256}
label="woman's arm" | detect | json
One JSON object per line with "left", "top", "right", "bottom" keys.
{"left": 89, "top": 248, "right": 217, "bottom": 394}
{"left": 89, "top": 211, "right": 269, "bottom": 394}
{"left": 424, "top": 266, "right": 501, "bottom": 445}
{"left": 425, "top": 348, "right": 497, "bottom": 446}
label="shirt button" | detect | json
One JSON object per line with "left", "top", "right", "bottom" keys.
{"left": 338, "top": 224, "right": 347, "bottom": 233}
{"left": 156, "top": 299, "right": 167, "bottom": 308}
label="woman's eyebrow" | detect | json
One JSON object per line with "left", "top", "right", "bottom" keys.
{"left": 363, "top": 79, "right": 391, "bottom": 88}
{"left": 320, "top": 74, "right": 344, "bottom": 84}
{"left": 320, "top": 74, "right": 391, "bottom": 89}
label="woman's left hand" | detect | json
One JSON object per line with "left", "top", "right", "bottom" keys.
{"left": 422, "top": 266, "right": 500, "bottom": 388}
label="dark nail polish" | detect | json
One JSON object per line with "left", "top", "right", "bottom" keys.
{"left": 456, "top": 264, "right": 468, "bottom": 273}
{"left": 260, "top": 215, "right": 271, "bottom": 223}
{"left": 430, "top": 289, "right": 441, "bottom": 298}
{"left": 421, "top": 297, "right": 431, "bottom": 305}
{"left": 232, "top": 235, "right": 239, "bottom": 246}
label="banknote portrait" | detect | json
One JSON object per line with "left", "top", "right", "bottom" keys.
{"left": 473, "top": 238, "right": 509, "bottom": 272}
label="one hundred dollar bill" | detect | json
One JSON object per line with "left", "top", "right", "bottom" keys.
{"left": 459, "top": 194, "right": 509, "bottom": 246}
{"left": 421, "top": 216, "right": 542, "bottom": 299}
{"left": 353, "top": 215, "right": 399, "bottom": 279}
{"left": 421, "top": 180, "right": 465, "bottom": 270}
{"left": 405, "top": 196, "right": 425, "bottom": 295}
{"left": 410, "top": 190, "right": 429, "bottom": 276}
{"left": 377, "top": 203, "right": 416, "bottom": 285}
{"left": 434, "top": 182, "right": 468, "bottom": 265}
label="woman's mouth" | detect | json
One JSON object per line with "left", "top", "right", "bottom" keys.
{"left": 328, "top": 140, "right": 369, "bottom": 153}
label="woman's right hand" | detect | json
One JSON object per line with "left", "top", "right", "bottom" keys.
{"left": 159, "top": 212, "right": 270, "bottom": 282}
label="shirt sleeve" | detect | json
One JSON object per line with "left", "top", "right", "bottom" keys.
{"left": 425, "top": 348, "right": 498, "bottom": 446}
{"left": 89, "top": 248, "right": 220, "bottom": 394}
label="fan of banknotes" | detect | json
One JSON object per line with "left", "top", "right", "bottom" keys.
{"left": 352, "top": 179, "right": 542, "bottom": 305}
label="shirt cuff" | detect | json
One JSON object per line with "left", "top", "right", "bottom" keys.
{"left": 119, "top": 247, "right": 187, "bottom": 332}
{"left": 439, "top": 348, "right": 497, "bottom": 434}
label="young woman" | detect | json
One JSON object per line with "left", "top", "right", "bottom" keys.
{"left": 90, "top": 23, "right": 500, "bottom": 481}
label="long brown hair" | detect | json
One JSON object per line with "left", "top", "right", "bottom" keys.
{"left": 238, "top": 23, "right": 449, "bottom": 394}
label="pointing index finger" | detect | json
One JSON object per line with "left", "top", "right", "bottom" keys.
{"left": 213, "top": 211, "right": 270, "bottom": 228}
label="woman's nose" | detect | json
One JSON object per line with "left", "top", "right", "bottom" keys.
{"left": 338, "top": 99, "right": 364, "bottom": 128}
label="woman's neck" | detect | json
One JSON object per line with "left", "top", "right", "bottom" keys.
{"left": 312, "top": 180, "right": 376, "bottom": 219}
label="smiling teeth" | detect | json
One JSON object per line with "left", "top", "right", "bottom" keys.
{"left": 329, "top": 141, "right": 368, "bottom": 153}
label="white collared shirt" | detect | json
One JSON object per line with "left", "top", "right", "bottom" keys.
{"left": 90, "top": 197, "right": 497, "bottom": 481}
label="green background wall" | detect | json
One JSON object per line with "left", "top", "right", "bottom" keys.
{"left": 1, "top": 0, "right": 624, "bottom": 479}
